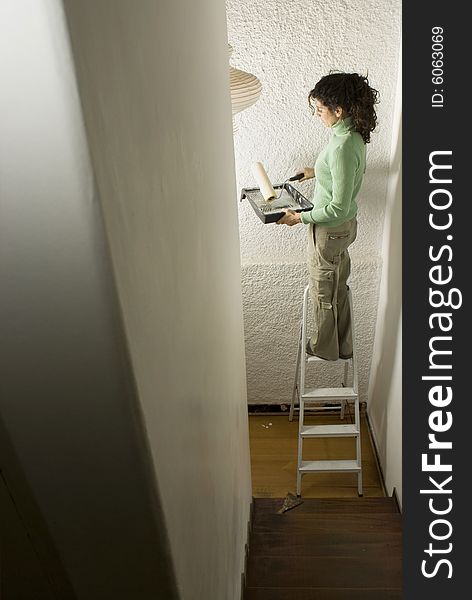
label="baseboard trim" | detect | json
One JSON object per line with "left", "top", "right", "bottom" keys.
{"left": 364, "top": 411, "right": 388, "bottom": 497}
{"left": 391, "top": 487, "right": 402, "bottom": 514}
{"left": 248, "top": 401, "right": 367, "bottom": 415}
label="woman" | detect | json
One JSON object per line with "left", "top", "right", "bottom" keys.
{"left": 277, "top": 72, "right": 379, "bottom": 360}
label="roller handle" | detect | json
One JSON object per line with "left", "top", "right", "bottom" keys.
{"left": 288, "top": 172, "right": 304, "bottom": 182}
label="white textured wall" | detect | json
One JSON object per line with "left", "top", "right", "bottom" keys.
{"left": 226, "top": 0, "right": 401, "bottom": 403}
{"left": 63, "top": 1, "right": 252, "bottom": 599}
{"left": 368, "top": 53, "right": 402, "bottom": 507}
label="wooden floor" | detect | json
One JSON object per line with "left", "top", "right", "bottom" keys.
{"left": 249, "top": 411, "right": 384, "bottom": 498}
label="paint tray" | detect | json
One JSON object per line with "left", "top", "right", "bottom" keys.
{"left": 240, "top": 183, "right": 313, "bottom": 224}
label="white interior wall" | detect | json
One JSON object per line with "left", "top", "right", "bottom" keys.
{"left": 63, "top": 1, "right": 252, "bottom": 599}
{"left": 226, "top": 0, "right": 401, "bottom": 403}
{"left": 368, "top": 52, "right": 402, "bottom": 507}
{"left": 0, "top": 1, "right": 178, "bottom": 597}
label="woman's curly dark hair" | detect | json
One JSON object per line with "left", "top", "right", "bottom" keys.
{"left": 308, "top": 72, "right": 379, "bottom": 143}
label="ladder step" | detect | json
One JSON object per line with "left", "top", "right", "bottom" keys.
{"left": 300, "top": 460, "right": 361, "bottom": 473}
{"left": 301, "top": 424, "right": 359, "bottom": 438}
{"left": 291, "top": 405, "right": 344, "bottom": 412}
{"left": 306, "top": 355, "right": 351, "bottom": 363}
{"left": 302, "top": 387, "right": 357, "bottom": 401}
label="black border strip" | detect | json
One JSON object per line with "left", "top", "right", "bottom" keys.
{"left": 404, "top": 4, "right": 466, "bottom": 596}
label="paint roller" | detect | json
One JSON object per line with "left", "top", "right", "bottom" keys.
{"left": 251, "top": 162, "right": 305, "bottom": 201}
{"left": 251, "top": 162, "right": 277, "bottom": 201}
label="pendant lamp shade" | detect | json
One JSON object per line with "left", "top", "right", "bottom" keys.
{"left": 228, "top": 45, "right": 262, "bottom": 133}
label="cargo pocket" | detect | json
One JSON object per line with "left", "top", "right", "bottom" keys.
{"left": 313, "top": 268, "right": 335, "bottom": 310}
{"left": 323, "top": 231, "right": 351, "bottom": 262}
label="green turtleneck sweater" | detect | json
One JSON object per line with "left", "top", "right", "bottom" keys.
{"left": 300, "top": 116, "right": 366, "bottom": 228}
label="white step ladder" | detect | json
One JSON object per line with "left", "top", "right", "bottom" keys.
{"left": 289, "top": 285, "right": 362, "bottom": 497}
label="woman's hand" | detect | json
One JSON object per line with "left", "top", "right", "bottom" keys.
{"left": 276, "top": 209, "right": 302, "bottom": 226}
{"left": 296, "top": 167, "right": 315, "bottom": 182}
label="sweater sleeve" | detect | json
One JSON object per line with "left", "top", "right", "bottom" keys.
{"left": 300, "top": 144, "right": 358, "bottom": 225}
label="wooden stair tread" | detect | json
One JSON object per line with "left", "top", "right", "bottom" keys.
{"left": 245, "top": 555, "right": 402, "bottom": 589}
{"left": 249, "top": 530, "right": 402, "bottom": 557}
{"left": 252, "top": 512, "right": 402, "bottom": 535}
{"left": 244, "top": 587, "right": 402, "bottom": 599}
{"left": 244, "top": 498, "right": 402, "bottom": 597}
{"left": 252, "top": 497, "right": 399, "bottom": 515}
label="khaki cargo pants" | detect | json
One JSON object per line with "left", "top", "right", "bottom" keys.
{"left": 307, "top": 217, "right": 357, "bottom": 361}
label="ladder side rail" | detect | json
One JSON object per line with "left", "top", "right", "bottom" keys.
{"left": 356, "top": 390, "right": 363, "bottom": 495}
{"left": 348, "top": 287, "right": 363, "bottom": 495}
{"left": 300, "top": 285, "right": 310, "bottom": 395}
{"left": 289, "top": 320, "right": 303, "bottom": 422}
{"left": 297, "top": 285, "right": 310, "bottom": 496}
{"left": 348, "top": 288, "right": 359, "bottom": 394}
